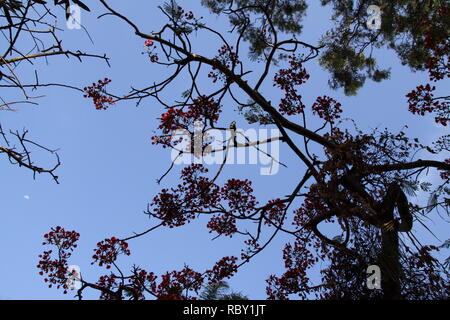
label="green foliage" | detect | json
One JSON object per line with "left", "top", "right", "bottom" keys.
{"left": 199, "top": 281, "right": 248, "bottom": 300}
{"left": 401, "top": 180, "right": 418, "bottom": 197}
{"left": 238, "top": 101, "right": 274, "bottom": 125}
{"left": 201, "top": 0, "right": 448, "bottom": 95}
{"left": 440, "top": 239, "right": 450, "bottom": 269}
{"left": 201, "top": 0, "right": 308, "bottom": 60}
{"left": 319, "top": 0, "right": 449, "bottom": 94}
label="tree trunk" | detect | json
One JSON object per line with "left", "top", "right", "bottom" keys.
{"left": 379, "top": 201, "right": 402, "bottom": 300}
{"left": 380, "top": 227, "right": 402, "bottom": 299}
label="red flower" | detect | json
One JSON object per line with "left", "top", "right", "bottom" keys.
{"left": 311, "top": 96, "right": 343, "bottom": 125}
{"left": 274, "top": 55, "right": 310, "bottom": 115}
{"left": 144, "top": 39, "right": 154, "bottom": 47}
{"left": 83, "top": 78, "right": 115, "bottom": 110}
{"left": 91, "top": 237, "right": 131, "bottom": 268}
{"left": 406, "top": 83, "right": 449, "bottom": 126}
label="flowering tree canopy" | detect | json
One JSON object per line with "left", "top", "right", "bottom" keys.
{"left": 1, "top": 0, "right": 448, "bottom": 300}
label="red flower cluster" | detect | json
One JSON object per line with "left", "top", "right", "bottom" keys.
{"left": 150, "top": 167, "right": 261, "bottom": 237}
{"left": 176, "top": 6, "right": 196, "bottom": 21}
{"left": 126, "top": 268, "right": 158, "bottom": 300}
{"left": 144, "top": 39, "right": 154, "bottom": 47}
{"left": 41, "top": 225, "right": 80, "bottom": 249}
{"left": 37, "top": 226, "right": 80, "bottom": 294}
{"left": 149, "top": 164, "right": 219, "bottom": 227}
{"left": 150, "top": 54, "right": 159, "bottom": 63}
{"left": 266, "top": 241, "right": 314, "bottom": 300}
{"left": 156, "top": 267, "right": 204, "bottom": 300}
{"left": 94, "top": 270, "right": 157, "bottom": 300}
{"left": 151, "top": 96, "right": 221, "bottom": 148}
{"left": 92, "top": 237, "right": 131, "bottom": 269}
{"left": 143, "top": 38, "right": 159, "bottom": 63}
{"left": 96, "top": 274, "right": 120, "bottom": 300}
{"left": 188, "top": 95, "right": 222, "bottom": 123}
{"left": 407, "top": 84, "right": 437, "bottom": 115}
{"left": 206, "top": 256, "right": 238, "bottom": 283}
{"left": 293, "top": 187, "right": 330, "bottom": 230}
{"left": 158, "top": 96, "right": 221, "bottom": 133}
{"left": 37, "top": 226, "right": 244, "bottom": 299}
{"left": 153, "top": 187, "right": 193, "bottom": 225}
{"left": 221, "top": 178, "right": 257, "bottom": 215}
{"left": 184, "top": 10, "right": 194, "bottom": 20}
{"left": 150, "top": 190, "right": 185, "bottom": 227}
{"left": 158, "top": 108, "right": 187, "bottom": 134}
{"left": 208, "top": 45, "right": 240, "bottom": 83}
{"left": 264, "top": 199, "right": 287, "bottom": 226}
{"left": 311, "top": 96, "right": 343, "bottom": 125}
{"left": 207, "top": 213, "right": 237, "bottom": 237}
{"left": 406, "top": 83, "right": 449, "bottom": 126}
{"left": 206, "top": 179, "right": 258, "bottom": 237}
{"left": 274, "top": 55, "right": 310, "bottom": 115}
{"left": 241, "top": 238, "right": 261, "bottom": 261}
{"left": 180, "top": 164, "right": 220, "bottom": 207}
{"left": 217, "top": 45, "right": 240, "bottom": 67}
{"left": 96, "top": 268, "right": 158, "bottom": 300}
{"left": 83, "top": 78, "right": 115, "bottom": 110}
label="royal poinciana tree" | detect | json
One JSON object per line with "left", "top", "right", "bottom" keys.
{"left": 2, "top": 1, "right": 448, "bottom": 299}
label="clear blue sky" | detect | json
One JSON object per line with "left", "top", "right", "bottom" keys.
{"left": 1, "top": 1, "right": 448, "bottom": 299}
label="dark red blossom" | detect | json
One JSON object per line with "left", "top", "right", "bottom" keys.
{"left": 155, "top": 267, "right": 204, "bottom": 300}
{"left": 184, "top": 10, "right": 194, "bottom": 20}
{"left": 150, "top": 54, "right": 159, "bottom": 63}
{"left": 241, "top": 238, "right": 261, "bottom": 261}
{"left": 311, "top": 96, "right": 343, "bottom": 125}
{"left": 206, "top": 256, "right": 238, "bottom": 283}
{"left": 144, "top": 39, "right": 154, "bottom": 47}
{"left": 274, "top": 55, "right": 310, "bottom": 115}
{"left": 37, "top": 226, "right": 80, "bottom": 294}
{"left": 143, "top": 37, "right": 159, "bottom": 63}
{"left": 151, "top": 96, "right": 221, "bottom": 148}
{"left": 149, "top": 164, "right": 220, "bottom": 227}
{"left": 207, "top": 213, "right": 237, "bottom": 237}
{"left": 208, "top": 45, "right": 240, "bottom": 83}
{"left": 264, "top": 199, "right": 287, "bottom": 226}
{"left": 124, "top": 268, "right": 158, "bottom": 300}
{"left": 96, "top": 274, "right": 121, "bottom": 300}
{"left": 83, "top": 78, "right": 115, "bottom": 110}
{"left": 266, "top": 241, "right": 314, "bottom": 300}
{"left": 92, "top": 237, "right": 131, "bottom": 269}
{"left": 176, "top": 6, "right": 195, "bottom": 21}
{"left": 406, "top": 84, "right": 449, "bottom": 126}
{"left": 220, "top": 179, "right": 257, "bottom": 215}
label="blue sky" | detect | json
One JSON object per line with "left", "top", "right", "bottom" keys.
{"left": 0, "top": 1, "right": 448, "bottom": 299}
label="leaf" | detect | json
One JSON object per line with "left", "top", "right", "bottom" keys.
{"left": 181, "top": 89, "right": 191, "bottom": 98}
{"left": 426, "top": 192, "right": 439, "bottom": 213}
{"left": 420, "top": 182, "right": 432, "bottom": 192}
{"left": 162, "top": 0, "right": 181, "bottom": 18}
{"left": 401, "top": 180, "right": 417, "bottom": 197}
